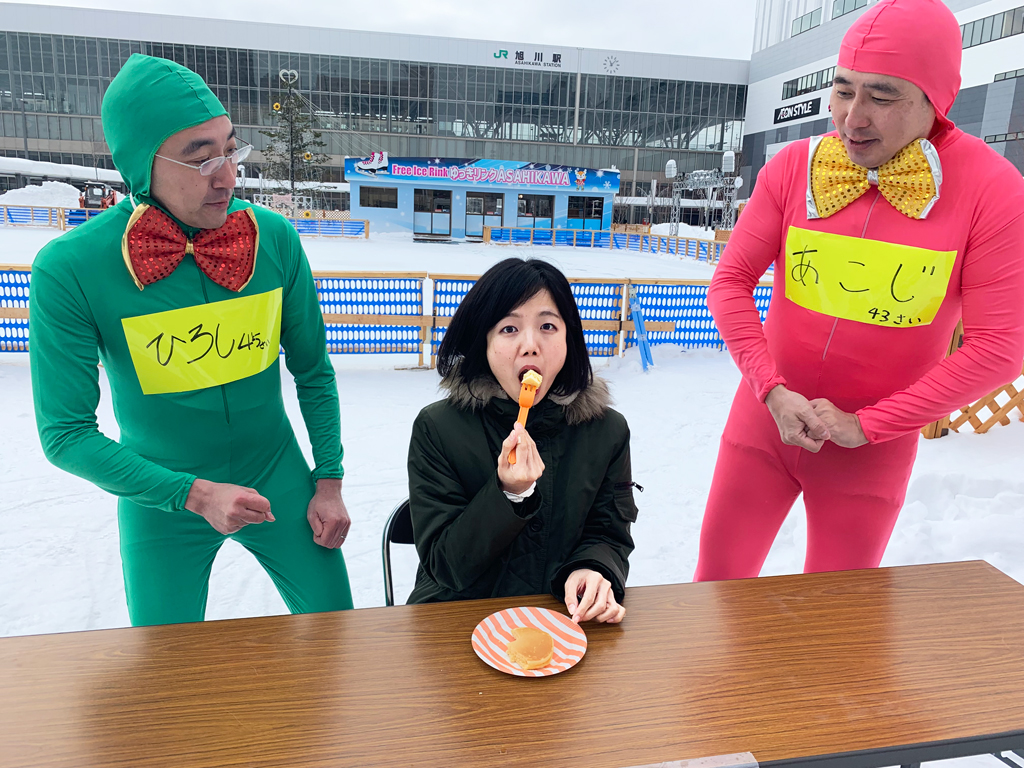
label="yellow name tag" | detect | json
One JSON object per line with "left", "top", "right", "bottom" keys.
{"left": 122, "top": 289, "right": 282, "bottom": 395}
{"left": 784, "top": 227, "right": 956, "bottom": 327}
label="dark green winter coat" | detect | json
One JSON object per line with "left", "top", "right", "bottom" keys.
{"left": 407, "top": 369, "right": 638, "bottom": 604}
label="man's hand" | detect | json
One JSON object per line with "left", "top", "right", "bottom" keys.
{"left": 810, "top": 399, "right": 869, "bottom": 448}
{"left": 307, "top": 478, "right": 351, "bottom": 549}
{"left": 564, "top": 569, "right": 626, "bottom": 624}
{"left": 765, "top": 385, "right": 831, "bottom": 452}
{"left": 185, "top": 478, "right": 274, "bottom": 535}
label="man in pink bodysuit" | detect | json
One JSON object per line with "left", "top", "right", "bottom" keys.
{"left": 695, "top": 0, "right": 1024, "bottom": 581}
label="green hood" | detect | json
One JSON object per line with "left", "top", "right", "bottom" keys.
{"left": 101, "top": 53, "right": 228, "bottom": 201}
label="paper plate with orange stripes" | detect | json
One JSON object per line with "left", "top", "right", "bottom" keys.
{"left": 471, "top": 606, "right": 588, "bottom": 677}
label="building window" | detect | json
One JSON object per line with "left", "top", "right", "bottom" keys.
{"left": 466, "top": 192, "right": 503, "bottom": 216}
{"left": 832, "top": 0, "right": 867, "bottom": 20}
{"left": 961, "top": 5, "right": 1024, "bottom": 49}
{"left": 414, "top": 188, "right": 451, "bottom": 213}
{"left": 517, "top": 194, "right": 553, "bottom": 218}
{"left": 568, "top": 196, "right": 604, "bottom": 219}
{"left": 359, "top": 186, "right": 398, "bottom": 208}
{"left": 986, "top": 132, "right": 1023, "bottom": 142}
{"left": 791, "top": 7, "right": 823, "bottom": 37}
{"left": 782, "top": 66, "right": 836, "bottom": 100}
{"left": 994, "top": 68, "right": 1024, "bottom": 81}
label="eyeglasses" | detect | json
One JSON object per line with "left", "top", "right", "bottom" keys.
{"left": 154, "top": 142, "right": 253, "bottom": 176}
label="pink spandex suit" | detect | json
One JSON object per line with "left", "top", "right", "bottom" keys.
{"left": 693, "top": 0, "right": 1024, "bottom": 581}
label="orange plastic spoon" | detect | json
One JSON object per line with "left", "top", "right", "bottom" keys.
{"left": 508, "top": 370, "right": 543, "bottom": 465}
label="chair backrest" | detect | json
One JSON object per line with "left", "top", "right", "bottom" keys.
{"left": 382, "top": 499, "right": 415, "bottom": 606}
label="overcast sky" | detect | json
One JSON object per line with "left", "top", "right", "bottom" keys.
{"left": 15, "top": 0, "right": 759, "bottom": 60}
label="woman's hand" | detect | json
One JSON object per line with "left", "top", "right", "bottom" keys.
{"left": 497, "top": 422, "right": 545, "bottom": 495}
{"left": 564, "top": 568, "right": 626, "bottom": 624}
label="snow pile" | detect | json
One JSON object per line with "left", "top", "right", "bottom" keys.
{"left": 0, "top": 181, "right": 82, "bottom": 209}
{"left": 650, "top": 222, "right": 716, "bottom": 240}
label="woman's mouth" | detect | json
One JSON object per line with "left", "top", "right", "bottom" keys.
{"left": 518, "top": 365, "right": 542, "bottom": 381}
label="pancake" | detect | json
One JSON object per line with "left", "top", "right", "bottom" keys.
{"left": 506, "top": 626, "right": 554, "bottom": 670}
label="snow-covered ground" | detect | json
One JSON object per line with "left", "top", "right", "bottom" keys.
{"left": 1, "top": 221, "right": 720, "bottom": 278}
{"left": 1, "top": 207, "right": 1022, "bottom": 768}
{"left": 3, "top": 340, "right": 1021, "bottom": 639}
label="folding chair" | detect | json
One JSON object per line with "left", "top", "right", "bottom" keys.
{"left": 382, "top": 498, "right": 415, "bottom": 606}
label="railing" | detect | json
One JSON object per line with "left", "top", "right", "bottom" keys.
{"left": 483, "top": 226, "right": 727, "bottom": 264}
{"left": 316, "top": 272, "right": 431, "bottom": 366}
{"left": 0, "top": 265, "right": 29, "bottom": 352}
{"left": 0, "top": 265, "right": 773, "bottom": 364}
{"left": 9, "top": 259, "right": 1015, "bottom": 439}
{"left": 0, "top": 204, "right": 368, "bottom": 237}
{"left": 288, "top": 218, "right": 369, "bottom": 238}
{"left": 1, "top": 205, "right": 66, "bottom": 228}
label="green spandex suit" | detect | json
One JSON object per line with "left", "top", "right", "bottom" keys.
{"left": 29, "top": 54, "right": 352, "bottom": 626}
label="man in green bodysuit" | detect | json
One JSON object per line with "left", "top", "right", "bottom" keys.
{"left": 29, "top": 54, "right": 354, "bottom": 626}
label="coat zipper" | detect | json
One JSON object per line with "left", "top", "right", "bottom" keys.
{"left": 198, "top": 265, "right": 231, "bottom": 425}
{"left": 615, "top": 481, "right": 644, "bottom": 493}
{"left": 820, "top": 190, "right": 883, "bottom": 363}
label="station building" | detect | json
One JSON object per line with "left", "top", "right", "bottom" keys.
{"left": 0, "top": 2, "right": 747, "bottom": 217}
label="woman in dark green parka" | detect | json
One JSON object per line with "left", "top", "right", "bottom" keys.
{"left": 407, "top": 258, "right": 638, "bottom": 623}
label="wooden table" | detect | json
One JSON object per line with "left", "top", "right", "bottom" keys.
{"left": 2, "top": 561, "right": 1023, "bottom": 768}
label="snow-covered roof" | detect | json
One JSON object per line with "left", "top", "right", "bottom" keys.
{"left": 0, "top": 156, "right": 123, "bottom": 185}
{"left": 236, "top": 177, "right": 350, "bottom": 193}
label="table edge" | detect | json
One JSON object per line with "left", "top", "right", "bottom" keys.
{"left": 760, "top": 729, "right": 1024, "bottom": 768}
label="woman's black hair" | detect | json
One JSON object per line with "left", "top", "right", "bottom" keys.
{"left": 437, "top": 258, "right": 593, "bottom": 397}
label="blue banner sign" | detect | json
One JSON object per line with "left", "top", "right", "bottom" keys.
{"left": 346, "top": 156, "right": 620, "bottom": 194}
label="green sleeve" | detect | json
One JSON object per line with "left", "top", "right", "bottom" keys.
{"left": 29, "top": 263, "right": 196, "bottom": 512}
{"left": 278, "top": 224, "right": 344, "bottom": 480}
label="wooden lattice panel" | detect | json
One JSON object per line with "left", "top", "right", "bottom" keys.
{"left": 921, "top": 320, "right": 1024, "bottom": 438}
{"left": 946, "top": 369, "right": 1024, "bottom": 435}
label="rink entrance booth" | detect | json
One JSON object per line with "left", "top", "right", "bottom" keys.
{"left": 346, "top": 156, "right": 619, "bottom": 240}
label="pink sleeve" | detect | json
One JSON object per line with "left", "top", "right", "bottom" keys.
{"left": 708, "top": 153, "right": 788, "bottom": 402}
{"left": 857, "top": 211, "right": 1024, "bottom": 442}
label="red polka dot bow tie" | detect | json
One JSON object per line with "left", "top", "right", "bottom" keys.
{"left": 121, "top": 204, "right": 259, "bottom": 292}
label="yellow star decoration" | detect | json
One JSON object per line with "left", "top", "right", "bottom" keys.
{"left": 809, "top": 136, "right": 940, "bottom": 219}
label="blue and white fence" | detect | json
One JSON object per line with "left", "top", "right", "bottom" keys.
{"left": 288, "top": 218, "right": 368, "bottom": 238}
{"left": 0, "top": 264, "right": 774, "bottom": 363}
{"left": 1, "top": 205, "right": 66, "bottom": 228}
{"left": 0, "top": 204, "right": 368, "bottom": 237}
{"left": 0, "top": 266, "right": 29, "bottom": 352}
{"left": 316, "top": 272, "right": 429, "bottom": 363}
{"left": 623, "top": 282, "right": 772, "bottom": 350}
{"left": 484, "top": 226, "right": 729, "bottom": 264}
{"left": 429, "top": 276, "right": 630, "bottom": 360}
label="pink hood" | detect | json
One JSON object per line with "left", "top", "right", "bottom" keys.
{"left": 838, "top": 0, "right": 963, "bottom": 129}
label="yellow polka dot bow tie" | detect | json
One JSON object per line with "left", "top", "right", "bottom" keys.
{"left": 806, "top": 136, "right": 942, "bottom": 220}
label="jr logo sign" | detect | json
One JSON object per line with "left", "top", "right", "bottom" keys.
{"left": 494, "top": 50, "right": 508, "bottom": 59}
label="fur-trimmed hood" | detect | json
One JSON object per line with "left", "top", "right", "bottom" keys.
{"left": 439, "top": 364, "right": 611, "bottom": 426}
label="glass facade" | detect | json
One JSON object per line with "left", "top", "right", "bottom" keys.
{"left": 0, "top": 29, "right": 746, "bottom": 188}
{"left": 791, "top": 8, "right": 823, "bottom": 37}
{"left": 781, "top": 66, "right": 835, "bottom": 100}
{"left": 831, "top": 0, "right": 867, "bottom": 21}
{"left": 961, "top": 5, "right": 1024, "bottom": 49}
